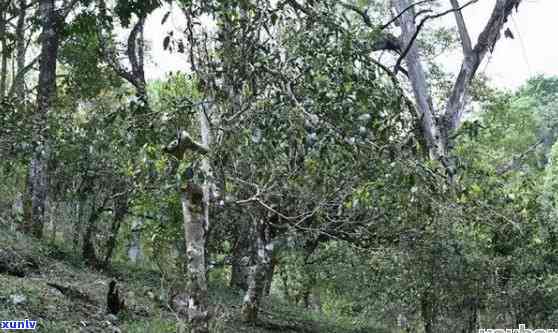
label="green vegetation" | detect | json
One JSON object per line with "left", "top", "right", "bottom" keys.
{"left": 1, "top": 0, "right": 556, "bottom": 332}
{"left": 0, "top": 222, "right": 389, "bottom": 332}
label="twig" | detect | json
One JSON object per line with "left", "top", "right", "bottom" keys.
{"left": 381, "top": 0, "right": 431, "bottom": 30}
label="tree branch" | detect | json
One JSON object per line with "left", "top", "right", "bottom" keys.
{"left": 442, "top": 0, "right": 522, "bottom": 135}
{"left": 496, "top": 139, "right": 543, "bottom": 176}
{"left": 164, "top": 130, "right": 210, "bottom": 159}
{"left": 371, "top": 33, "right": 401, "bottom": 53}
{"left": 127, "top": 17, "right": 146, "bottom": 85}
{"left": 394, "top": 0, "right": 479, "bottom": 75}
{"left": 5, "top": 0, "right": 37, "bottom": 23}
{"left": 7, "top": 56, "right": 38, "bottom": 99}
{"left": 381, "top": 0, "right": 431, "bottom": 30}
{"left": 450, "top": 0, "right": 473, "bottom": 55}
{"left": 98, "top": 17, "right": 147, "bottom": 97}
{"left": 339, "top": 2, "right": 373, "bottom": 27}
{"left": 59, "top": 0, "right": 80, "bottom": 19}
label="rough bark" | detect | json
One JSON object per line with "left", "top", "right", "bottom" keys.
{"left": 185, "top": 108, "right": 212, "bottom": 332}
{"left": 180, "top": 180, "right": 209, "bottom": 332}
{"left": 13, "top": 0, "right": 27, "bottom": 103}
{"left": 21, "top": 171, "right": 32, "bottom": 232}
{"left": 462, "top": 295, "right": 480, "bottom": 333}
{"left": 24, "top": 0, "right": 60, "bottom": 238}
{"left": 27, "top": 151, "right": 49, "bottom": 238}
{"left": 231, "top": 218, "right": 277, "bottom": 296}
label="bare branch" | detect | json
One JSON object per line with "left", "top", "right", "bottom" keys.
{"left": 394, "top": 0, "right": 479, "bottom": 75}
{"left": 381, "top": 0, "right": 431, "bottom": 30}
{"left": 450, "top": 0, "right": 473, "bottom": 55}
{"left": 443, "top": 0, "right": 523, "bottom": 135}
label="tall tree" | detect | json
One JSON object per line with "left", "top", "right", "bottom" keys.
{"left": 0, "top": 0, "right": 9, "bottom": 97}
{"left": 391, "top": 0, "right": 523, "bottom": 172}
{"left": 24, "top": 0, "right": 79, "bottom": 237}
{"left": 12, "top": 0, "right": 28, "bottom": 102}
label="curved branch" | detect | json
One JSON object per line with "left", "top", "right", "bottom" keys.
{"left": 381, "top": 0, "right": 431, "bottom": 30}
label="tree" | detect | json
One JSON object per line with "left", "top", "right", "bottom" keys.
{"left": 23, "top": 0, "right": 80, "bottom": 238}
{"left": 389, "top": 0, "right": 522, "bottom": 172}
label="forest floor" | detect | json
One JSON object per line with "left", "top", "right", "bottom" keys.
{"left": 0, "top": 221, "right": 381, "bottom": 333}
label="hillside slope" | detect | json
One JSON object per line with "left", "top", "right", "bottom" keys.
{"left": 0, "top": 221, "right": 376, "bottom": 333}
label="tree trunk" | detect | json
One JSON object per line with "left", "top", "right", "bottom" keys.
{"left": 230, "top": 218, "right": 253, "bottom": 290}
{"left": 11, "top": 192, "right": 23, "bottom": 224}
{"left": 179, "top": 107, "right": 212, "bottom": 333}
{"left": 103, "top": 189, "right": 128, "bottom": 267}
{"left": 21, "top": 172, "right": 32, "bottom": 232}
{"left": 82, "top": 204, "right": 104, "bottom": 268}
{"left": 27, "top": 152, "right": 49, "bottom": 238}
{"left": 13, "top": 0, "right": 27, "bottom": 103}
{"left": 24, "top": 0, "right": 60, "bottom": 238}
{"left": 50, "top": 201, "right": 58, "bottom": 243}
{"left": 302, "top": 277, "right": 321, "bottom": 312}
{"left": 280, "top": 269, "right": 291, "bottom": 302}
{"left": 393, "top": 0, "right": 523, "bottom": 170}
{"left": 462, "top": 295, "right": 480, "bottom": 333}
{"left": 263, "top": 255, "right": 276, "bottom": 296}
{"left": 241, "top": 219, "right": 273, "bottom": 323}
{"left": 420, "top": 292, "right": 434, "bottom": 333}
{"left": 127, "top": 219, "right": 144, "bottom": 264}
{"left": 47, "top": 199, "right": 57, "bottom": 241}
{"left": 393, "top": 0, "right": 444, "bottom": 161}
{"left": 180, "top": 180, "right": 209, "bottom": 332}
{"left": 0, "top": 9, "right": 7, "bottom": 98}
{"left": 73, "top": 198, "right": 85, "bottom": 251}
